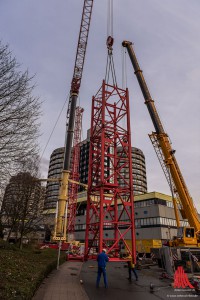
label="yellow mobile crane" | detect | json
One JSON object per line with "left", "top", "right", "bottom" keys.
{"left": 122, "top": 41, "right": 200, "bottom": 248}
{"left": 53, "top": 0, "right": 93, "bottom": 242}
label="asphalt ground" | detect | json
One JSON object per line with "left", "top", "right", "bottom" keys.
{"left": 80, "top": 261, "right": 199, "bottom": 300}
{"left": 32, "top": 260, "right": 200, "bottom": 300}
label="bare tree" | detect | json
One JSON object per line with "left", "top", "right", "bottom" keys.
{"left": 0, "top": 41, "right": 41, "bottom": 192}
{"left": 1, "top": 172, "right": 45, "bottom": 248}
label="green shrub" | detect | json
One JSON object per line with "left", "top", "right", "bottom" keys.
{"left": 0, "top": 242, "right": 66, "bottom": 300}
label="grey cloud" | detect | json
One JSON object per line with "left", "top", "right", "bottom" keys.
{"left": 0, "top": 0, "right": 199, "bottom": 209}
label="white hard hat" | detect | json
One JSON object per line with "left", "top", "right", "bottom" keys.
{"left": 102, "top": 248, "right": 107, "bottom": 253}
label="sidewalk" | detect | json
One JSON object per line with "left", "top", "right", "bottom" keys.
{"left": 32, "top": 261, "right": 89, "bottom": 300}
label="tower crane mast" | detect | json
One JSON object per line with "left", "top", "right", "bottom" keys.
{"left": 53, "top": 0, "right": 94, "bottom": 240}
{"left": 123, "top": 41, "right": 200, "bottom": 247}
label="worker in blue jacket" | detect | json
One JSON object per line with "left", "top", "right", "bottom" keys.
{"left": 96, "top": 248, "right": 109, "bottom": 288}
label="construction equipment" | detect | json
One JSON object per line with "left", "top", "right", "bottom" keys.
{"left": 122, "top": 41, "right": 200, "bottom": 247}
{"left": 120, "top": 239, "right": 162, "bottom": 257}
{"left": 84, "top": 79, "right": 136, "bottom": 262}
{"left": 53, "top": 0, "right": 94, "bottom": 241}
{"left": 67, "top": 106, "right": 84, "bottom": 241}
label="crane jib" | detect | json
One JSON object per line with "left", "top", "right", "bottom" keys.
{"left": 122, "top": 40, "right": 200, "bottom": 236}
{"left": 122, "top": 41, "right": 164, "bottom": 134}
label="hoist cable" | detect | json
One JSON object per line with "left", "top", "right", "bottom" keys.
{"left": 111, "top": 55, "right": 117, "bottom": 85}
{"left": 107, "top": 0, "right": 113, "bottom": 37}
{"left": 122, "top": 47, "right": 125, "bottom": 88}
{"left": 105, "top": 0, "right": 117, "bottom": 86}
{"left": 39, "top": 93, "right": 70, "bottom": 163}
{"left": 111, "top": 0, "right": 113, "bottom": 37}
{"left": 124, "top": 48, "right": 127, "bottom": 88}
{"left": 122, "top": 47, "right": 128, "bottom": 89}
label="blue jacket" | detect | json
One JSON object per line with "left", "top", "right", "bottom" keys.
{"left": 97, "top": 251, "right": 109, "bottom": 268}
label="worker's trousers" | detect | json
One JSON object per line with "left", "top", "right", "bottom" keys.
{"left": 128, "top": 267, "right": 138, "bottom": 280}
{"left": 96, "top": 266, "right": 108, "bottom": 288}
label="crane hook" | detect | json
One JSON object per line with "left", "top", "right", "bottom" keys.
{"left": 106, "top": 35, "right": 114, "bottom": 50}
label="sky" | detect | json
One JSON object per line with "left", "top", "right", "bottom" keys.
{"left": 0, "top": 0, "right": 200, "bottom": 209}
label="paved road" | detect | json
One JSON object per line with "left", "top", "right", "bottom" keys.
{"left": 32, "top": 260, "right": 199, "bottom": 300}
{"left": 80, "top": 261, "right": 198, "bottom": 300}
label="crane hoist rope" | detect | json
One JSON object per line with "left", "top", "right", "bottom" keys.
{"left": 105, "top": 0, "right": 117, "bottom": 86}
{"left": 122, "top": 46, "right": 128, "bottom": 89}
{"left": 39, "top": 93, "right": 69, "bottom": 164}
{"left": 107, "top": 0, "right": 114, "bottom": 38}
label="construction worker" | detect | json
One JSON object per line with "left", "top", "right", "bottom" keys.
{"left": 127, "top": 256, "right": 138, "bottom": 282}
{"left": 96, "top": 248, "right": 109, "bottom": 288}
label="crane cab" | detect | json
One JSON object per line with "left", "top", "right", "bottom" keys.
{"left": 169, "top": 227, "right": 198, "bottom": 247}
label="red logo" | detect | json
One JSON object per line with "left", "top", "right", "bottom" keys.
{"left": 174, "top": 266, "right": 194, "bottom": 289}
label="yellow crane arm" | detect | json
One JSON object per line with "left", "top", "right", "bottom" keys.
{"left": 122, "top": 40, "right": 200, "bottom": 234}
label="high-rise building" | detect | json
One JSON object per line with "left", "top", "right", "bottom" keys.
{"left": 78, "top": 131, "right": 90, "bottom": 191}
{"left": 117, "top": 147, "right": 147, "bottom": 195}
{"left": 1, "top": 172, "right": 45, "bottom": 242}
{"left": 44, "top": 147, "right": 64, "bottom": 210}
{"left": 44, "top": 131, "right": 148, "bottom": 210}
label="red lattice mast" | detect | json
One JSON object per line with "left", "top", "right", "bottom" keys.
{"left": 67, "top": 106, "right": 84, "bottom": 240}
{"left": 84, "top": 80, "right": 136, "bottom": 262}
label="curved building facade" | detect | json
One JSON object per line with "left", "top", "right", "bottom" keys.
{"left": 117, "top": 147, "right": 147, "bottom": 195}
{"left": 44, "top": 147, "right": 64, "bottom": 210}
{"left": 44, "top": 145, "right": 147, "bottom": 210}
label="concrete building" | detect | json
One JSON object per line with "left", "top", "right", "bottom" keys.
{"left": 44, "top": 130, "right": 148, "bottom": 210}
{"left": 1, "top": 172, "right": 45, "bottom": 243}
{"left": 43, "top": 134, "right": 191, "bottom": 247}
{"left": 44, "top": 147, "right": 65, "bottom": 210}
{"left": 78, "top": 131, "right": 90, "bottom": 192}
{"left": 117, "top": 146, "right": 147, "bottom": 195}
{"left": 74, "top": 191, "right": 188, "bottom": 244}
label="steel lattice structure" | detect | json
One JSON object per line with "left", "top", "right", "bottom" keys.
{"left": 66, "top": 0, "right": 94, "bottom": 131}
{"left": 84, "top": 80, "right": 136, "bottom": 262}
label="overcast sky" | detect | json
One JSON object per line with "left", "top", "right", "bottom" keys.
{"left": 0, "top": 0, "right": 199, "bottom": 209}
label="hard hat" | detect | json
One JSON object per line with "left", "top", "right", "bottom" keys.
{"left": 102, "top": 248, "right": 107, "bottom": 253}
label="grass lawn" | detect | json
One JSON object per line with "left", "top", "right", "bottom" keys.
{"left": 0, "top": 240, "right": 66, "bottom": 300}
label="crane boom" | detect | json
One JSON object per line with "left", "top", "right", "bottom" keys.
{"left": 67, "top": 106, "right": 84, "bottom": 240}
{"left": 64, "top": 0, "right": 94, "bottom": 171}
{"left": 54, "top": 0, "right": 93, "bottom": 240}
{"left": 122, "top": 41, "right": 200, "bottom": 244}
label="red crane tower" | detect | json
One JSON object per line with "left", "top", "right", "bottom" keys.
{"left": 84, "top": 36, "right": 136, "bottom": 262}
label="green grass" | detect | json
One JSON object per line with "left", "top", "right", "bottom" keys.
{"left": 0, "top": 240, "right": 66, "bottom": 300}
